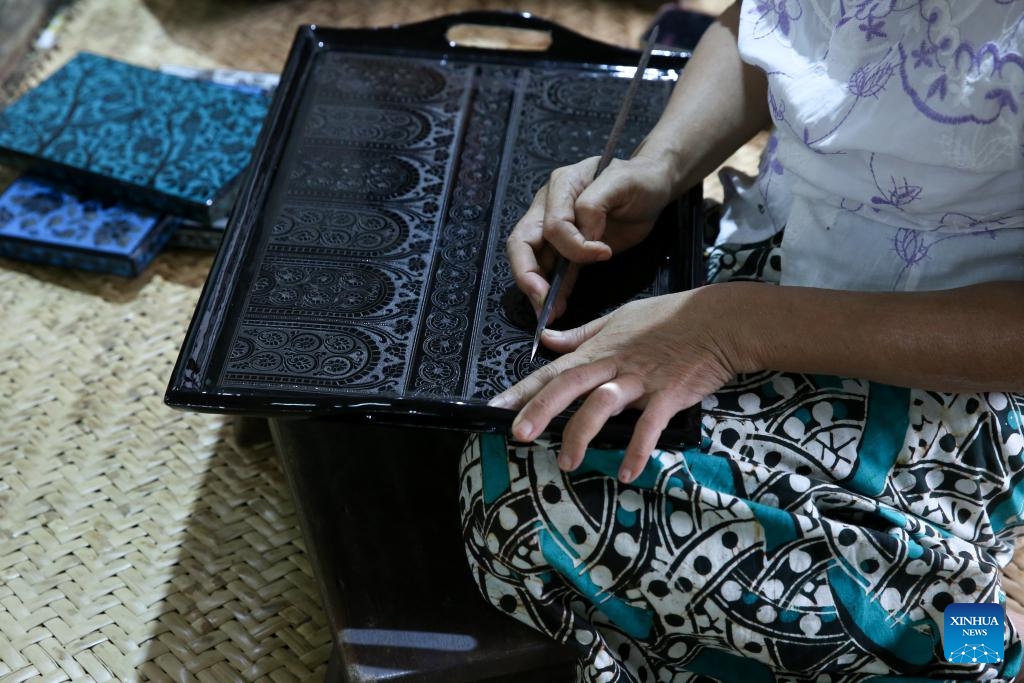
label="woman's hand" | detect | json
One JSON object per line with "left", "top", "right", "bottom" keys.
{"left": 508, "top": 153, "right": 677, "bottom": 320}
{"left": 489, "top": 285, "right": 755, "bottom": 483}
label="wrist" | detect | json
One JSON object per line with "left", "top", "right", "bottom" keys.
{"left": 700, "top": 281, "right": 779, "bottom": 375}
{"left": 631, "top": 133, "right": 690, "bottom": 196}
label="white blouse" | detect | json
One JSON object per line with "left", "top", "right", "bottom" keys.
{"left": 717, "top": 0, "right": 1024, "bottom": 292}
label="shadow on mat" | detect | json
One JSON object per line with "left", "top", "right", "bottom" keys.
{"left": 0, "top": 249, "right": 214, "bottom": 303}
{"left": 137, "top": 417, "right": 331, "bottom": 681}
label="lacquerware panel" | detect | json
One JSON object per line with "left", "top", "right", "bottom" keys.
{"left": 217, "top": 53, "right": 474, "bottom": 397}
{"left": 225, "top": 324, "right": 399, "bottom": 392}
{"left": 314, "top": 54, "right": 450, "bottom": 103}
{"left": 407, "top": 67, "right": 519, "bottom": 398}
{"left": 0, "top": 175, "right": 157, "bottom": 251}
{"left": 286, "top": 147, "right": 424, "bottom": 201}
{"left": 269, "top": 205, "right": 417, "bottom": 257}
{"left": 304, "top": 104, "right": 432, "bottom": 148}
{"left": 466, "top": 69, "right": 675, "bottom": 400}
{"left": 165, "top": 14, "right": 699, "bottom": 445}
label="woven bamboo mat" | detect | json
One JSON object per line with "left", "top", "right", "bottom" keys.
{"left": 1, "top": 0, "right": 1021, "bottom": 681}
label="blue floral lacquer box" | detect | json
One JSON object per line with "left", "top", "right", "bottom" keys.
{"left": 0, "top": 175, "right": 176, "bottom": 276}
{"left": 0, "top": 53, "right": 270, "bottom": 223}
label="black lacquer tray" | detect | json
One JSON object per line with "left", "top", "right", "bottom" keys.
{"left": 166, "top": 12, "right": 704, "bottom": 447}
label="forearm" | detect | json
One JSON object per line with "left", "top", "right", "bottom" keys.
{"left": 634, "top": 2, "right": 770, "bottom": 196}
{"left": 724, "top": 281, "right": 1024, "bottom": 393}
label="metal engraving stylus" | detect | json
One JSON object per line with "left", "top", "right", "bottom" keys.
{"left": 529, "top": 26, "right": 660, "bottom": 363}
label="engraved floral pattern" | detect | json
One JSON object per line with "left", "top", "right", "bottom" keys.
{"left": 466, "top": 69, "right": 676, "bottom": 399}
{"left": 216, "top": 53, "right": 684, "bottom": 401}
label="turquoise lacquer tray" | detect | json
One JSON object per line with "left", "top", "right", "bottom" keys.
{"left": 0, "top": 53, "right": 270, "bottom": 223}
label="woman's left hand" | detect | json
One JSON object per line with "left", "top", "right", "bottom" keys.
{"left": 489, "top": 284, "right": 754, "bottom": 483}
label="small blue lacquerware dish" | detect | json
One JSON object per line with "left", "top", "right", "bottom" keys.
{"left": 0, "top": 175, "right": 177, "bottom": 277}
{"left": 0, "top": 52, "right": 270, "bottom": 224}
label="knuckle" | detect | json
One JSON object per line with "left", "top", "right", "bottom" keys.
{"left": 529, "top": 392, "right": 559, "bottom": 416}
{"left": 591, "top": 382, "right": 623, "bottom": 408}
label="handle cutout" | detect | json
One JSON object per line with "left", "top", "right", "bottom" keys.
{"left": 445, "top": 24, "right": 552, "bottom": 51}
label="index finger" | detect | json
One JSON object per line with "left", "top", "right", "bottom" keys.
{"left": 507, "top": 185, "right": 551, "bottom": 312}
{"left": 543, "top": 161, "right": 613, "bottom": 264}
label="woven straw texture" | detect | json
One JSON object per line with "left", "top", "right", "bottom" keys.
{"left": 1, "top": 1, "right": 1020, "bottom": 682}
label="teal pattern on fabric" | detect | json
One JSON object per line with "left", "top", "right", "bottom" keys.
{"left": 574, "top": 448, "right": 664, "bottom": 490}
{"left": 683, "top": 452, "right": 739, "bottom": 496}
{"left": 538, "top": 530, "right": 654, "bottom": 640}
{"left": 480, "top": 433, "right": 511, "bottom": 505}
{"left": 682, "top": 646, "right": 775, "bottom": 683}
{"left": 1004, "top": 639, "right": 1024, "bottom": 678}
{"left": 812, "top": 374, "right": 846, "bottom": 390}
{"left": 843, "top": 383, "right": 910, "bottom": 496}
{"left": 989, "top": 482, "right": 1024, "bottom": 534}
{"left": 459, "top": 236, "right": 1023, "bottom": 683}
{"left": 827, "top": 564, "right": 936, "bottom": 667}
{"left": 747, "top": 500, "right": 800, "bottom": 554}
{"left": 686, "top": 451, "right": 800, "bottom": 552}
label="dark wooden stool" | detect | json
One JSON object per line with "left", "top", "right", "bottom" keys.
{"left": 267, "top": 418, "right": 576, "bottom": 683}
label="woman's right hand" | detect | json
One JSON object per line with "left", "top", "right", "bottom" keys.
{"left": 507, "top": 152, "right": 678, "bottom": 321}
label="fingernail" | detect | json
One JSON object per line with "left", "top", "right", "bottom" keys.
{"left": 557, "top": 452, "right": 572, "bottom": 471}
{"left": 488, "top": 393, "right": 512, "bottom": 408}
{"left": 619, "top": 468, "right": 633, "bottom": 484}
{"left": 531, "top": 293, "right": 544, "bottom": 310}
{"left": 512, "top": 416, "right": 533, "bottom": 441}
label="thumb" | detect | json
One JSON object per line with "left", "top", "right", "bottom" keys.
{"left": 541, "top": 314, "right": 610, "bottom": 352}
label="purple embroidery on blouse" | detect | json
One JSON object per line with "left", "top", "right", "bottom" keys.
{"left": 869, "top": 153, "right": 922, "bottom": 212}
{"left": 768, "top": 86, "right": 786, "bottom": 122}
{"left": 757, "top": 134, "right": 785, "bottom": 226}
{"left": 848, "top": 58, "right": 896, "bottom": 98}
{"left": 954, "top": 42, "right": 1024, "bottom": 78}
{"left": 764, "top": 135, "right": 785, "bottom": 177}
{"left": 752, "top": 0, "right": 804, "bottom": 38}
{"left": 890, "top": 214, "right": 1005, "bottom": 289}
{"left": 911, "top": 40, "right": 935, "bottom": 69}
{"left": 859, "top": 16, "right": 888, "bottom": 41}
{"left": 898, "top": 42, "right": 1024, "bottom": 125}
{"left": 836, "top": 0, "right": 899, "bottom": 38}
{"left": 786, "top": 52, "right": 895, "bottom": 153}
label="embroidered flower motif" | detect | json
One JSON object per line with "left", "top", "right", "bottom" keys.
{"left": 848, "top": 59, "right": 895, "bottom": 98}
{"left": 926, "top": 75, "right": 948, "bottom": 101}
{"left": 869, "top": 154, "right": 922, "bottom": 211}
{"left": 859, "top": 16, "right": 887, "bottom": 41}
{"left": 893, "top": 228, "right": 928, "bottom": 267}
{"left": 911, "top": 40, "right": 936, "bottom": 69}
{"left": 871, "top": 177, "right": 922, "bottom": 209}
{"left": 752, "top": 0, "right": 803, "bottom": 38}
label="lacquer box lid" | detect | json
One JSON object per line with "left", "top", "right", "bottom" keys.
{"left": 165, "top": 12, "right": 704, "bottom": 447}
{"left": 0, "top": 175, "right": 176, "bottom": 276}
{"left": 0, "top": 53, "right": 270, "bottom": 224}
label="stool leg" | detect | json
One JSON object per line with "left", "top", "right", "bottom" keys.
{"left": 232, "top": 416, "right": 272, "bottom": 448}
{"left": 325, "top": 642, "right": 344, "bottom": 683}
